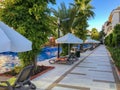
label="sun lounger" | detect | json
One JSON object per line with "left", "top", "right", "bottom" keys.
{"left": 0, "top": 65, "right": 36, "bottom": 90}
{"left": 49, "top": 53, "right": 77, "bottom": 65}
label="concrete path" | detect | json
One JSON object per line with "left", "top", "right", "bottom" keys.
{"left": 32, "top": 45, "right": 119, "bottom": 90}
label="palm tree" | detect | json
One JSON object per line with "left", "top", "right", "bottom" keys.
{"left": 51, "top": 2, "right": 77, "bottom": 35}
{"left": 50, "top": 1, "right": 94, "bottom": 54}
{"left": 72, "top": 0, "right": 94, "bottom": 40}
{"left": 75, "top": 0, "right": 94, "bottom": 18}
{"left": 50, "top": 2, "right": 78, "bottom": 55}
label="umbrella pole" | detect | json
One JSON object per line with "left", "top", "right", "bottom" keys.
{"left": 57, "top": 18, "right": 60, "bottom": 58}
{"left": 58, "top": 44, "right": 60, "bottom": 58}
{"left": 68, "top": 44, "right": 70, "bottom": 55}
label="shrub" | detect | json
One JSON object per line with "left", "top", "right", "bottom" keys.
{"left": 109, "top": 33, "right": 113, "bottom": 46}
{"left": 112, "top": 33, "right": 116, "bottom": 47}
{"left": 4, "top": 66, "right": 23, "bottom": 76}
{"left": 113, "top": 24, "right": 120, "bottom": 34}
{"left": 108, "top": 47, "right": 120, "bottom": 69}
{"left": 14, "top": 66, "right": 23, "bottom": 74}
{"left": 116, "top": 34, "right": 120, "bottom": 47}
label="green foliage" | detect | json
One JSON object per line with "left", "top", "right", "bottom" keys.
{"left": 104, "top": 36, "right": 108, "bottom": 45}
{"left": 14, "top": 66, "right": 23, "bottom": 74}
{"left": 99, "top": 30, "right": 105, "bottom": 43}
{"left": 108, "top": 47, "right": 120, "bottom": 69}
{"left": 0, "top": 0, "right": 55, "bottom": 67}
{"left": 116, "top": 34, "right": 120, "bottom": 47}
{"left": 99, "top": 30, "right": 105, "bottom": 38}
{"left": 51, "top": 2, "right": 77, "bottom": 35}
{"left": 74, "top": 0, "right": 94, "bottom": 19}
{"left": 51, "top": 0, "right": 94, "bottom": 54}
{"left": 114, "top": 24, "right": 120, "bottom": 47}
{"left": 109, "top": 33, "right": 113, "bottom": 46}
{"left": 51, "top": 0, "right": 94, "bottom": 35}
{"left": 61, "top": 44, "right": 68, "bottom": 56}
{"left": 51, "top": 2, "right": 77, "bottom": 54}
{"left": 107, "top": 24, "right": 120, "bottom": 47}
{"left": 105, "top": 33, "right": 115, "bottom": 47}
{"left": 112, "top": 33, "right": 116, "bottom": 47}
{"left": 113, "top": 24, "right": 120, "bottom": 34}
{"left": 91, "top": 28, "right": 99, "bottom": 40}
{"left": 105, "top": 34, "right": 114, "bottom": 47}
{"left": 0, "top": 77, "right": 16, "bottom": 86}
{"left": 74, "top": 0, "right": 94, "bottom": 38}
{"left": 105, "top": 24, "right": 120, "bottom": 69}
{"left": 74, "top": 27, "right": 87, "bottom": 41}
{"left": 4, "top": 66, "right": 23, "bottom": 76}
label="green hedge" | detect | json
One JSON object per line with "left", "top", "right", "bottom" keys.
{"left": 108, "top": 47, "right": 120, "bottom": 69}
{"left": 105, "top": 24, "right": 120, "bottom": 47}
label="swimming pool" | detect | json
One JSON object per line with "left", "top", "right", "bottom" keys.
{"left": 37, "top": 46, "right": 62, "bottom": 61}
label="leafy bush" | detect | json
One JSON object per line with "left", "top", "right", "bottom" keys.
{"left": 104, "top": 35, "right": 110, "bottom": 46}
{"left": 116, "top": 34, "right": 120, "bottom": 47}
{"left": 14, "top": 66, "right": 23, "bottom": 74}
{"left": 0, "top": 77, "right": 16, "bottom": 86}
{"left": 105, "top": 24, "right": 120, "bottom": 69}
{"left": 113, "top": 24, "right": 120, "bottom": 34}
{"left": 108, "top": 47, "right": 120, "bottom": 69}
{"left": 61, "top": 44, "right": 68, "bottom": 56}
{"left": 112, "top": 33, "right": 116, "bottom": 47}
{"left": 4, "top": 66, "right": 23, "bottom": 76}
{"left": 105, "top": 24, "right": 120, "bottom": 47}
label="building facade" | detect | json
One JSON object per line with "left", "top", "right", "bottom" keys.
{"left": 103, "top": 6, "right": 120, "bottom": 37}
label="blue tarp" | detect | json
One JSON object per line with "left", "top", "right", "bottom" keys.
{"left": 37, "top": 46, "right": 62, "bottom": 61}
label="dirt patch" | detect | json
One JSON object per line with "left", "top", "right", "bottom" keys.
{"left": 31, "top": 65, "right": 55, "bottom": 80}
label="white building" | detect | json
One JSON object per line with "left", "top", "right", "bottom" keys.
{"left": 102, "top": 21, "right": 112, "bottom": 36}
{"left": 103, "top": 6, "right": 120, "bottom": 36}
{"left": 111, "top": 7, "right": 120, "bottom": 28}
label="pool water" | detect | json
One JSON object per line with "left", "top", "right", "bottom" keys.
{"left": 37, "top": 46, "right": 62, "bottom": 61}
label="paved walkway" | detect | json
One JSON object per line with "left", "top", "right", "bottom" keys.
{"left": 32, "top": 45, "right": 120, "bottom": 90}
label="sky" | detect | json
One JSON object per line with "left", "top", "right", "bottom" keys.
{"left": 49, "top": 0, "right": 120, "bottom": 31}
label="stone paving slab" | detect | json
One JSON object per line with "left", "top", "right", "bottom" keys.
{"left": 52, "top": 86, "right": 81, "bottom": 90}
{"left": 58, "top": 74, "right": 116, "bottom": 90}
{"left": 52, "top": 85, "right": 90, "bottom": 90}
{"left": 32, "top": 50, "right": 92, "bottom": 90}
{"left": 32, "top": 45, "right": 119, "bottom": 90}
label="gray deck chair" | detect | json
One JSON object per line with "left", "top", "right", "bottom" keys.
{"left": 0, "top": 65, "right": 36, "bottom": 90}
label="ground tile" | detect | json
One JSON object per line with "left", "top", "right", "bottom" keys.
{"left": 52, "top": 86, "right": 81, "bottom": 90}
{"left": 58, "top": 74, "right": 93, "bottom": 88}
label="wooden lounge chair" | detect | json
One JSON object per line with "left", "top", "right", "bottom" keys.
{"left": 0, "top": 65, "right": 36, "bottom": 90}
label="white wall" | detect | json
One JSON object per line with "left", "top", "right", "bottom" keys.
{"left": 112, "top": 10, "right": 120, "bottom": 28}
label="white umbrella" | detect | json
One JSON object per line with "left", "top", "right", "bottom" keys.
{"left": 0, "top": 28, "right": 11, "bottom": 52}
{"left": 0, "top": 21, "right": 32, "bottom": 52}
{"left": 56, "top": 33, "right": 83, "bottom": 44}
{"left": 84, "top": 37, "right": 100, "bottom": 50}
{"left": 56, "top": 33, "right": 83, "bottom": 55}
{"left": 84, "top": 39, "right": 95, "bottom": 43}
{"left": 84, "top": 37, "right": 100, "bottom": 43}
